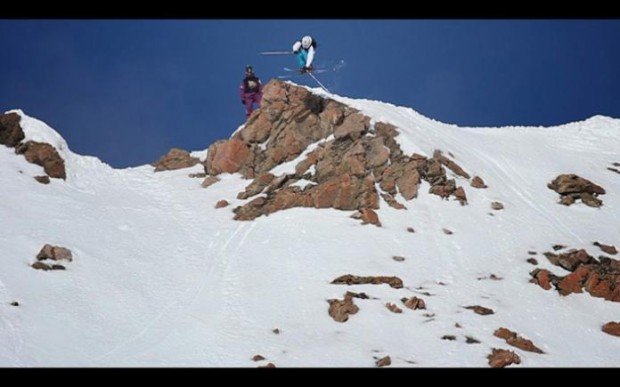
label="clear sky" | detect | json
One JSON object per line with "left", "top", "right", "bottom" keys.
{"left": 1, "top": 19, "right": 619, "bottom": 168}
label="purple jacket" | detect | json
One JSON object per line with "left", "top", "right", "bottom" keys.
{"left": 240, "top": 75, "right": 262, "bottom": 99}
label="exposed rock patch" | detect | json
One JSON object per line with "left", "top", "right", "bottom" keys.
{"left": 331, "top": 274, "right": 403, "bottom": 289}
{"left": 487, "top": 349, "right": 521, "bottom": 368}
{"left": 494, "top": 328, "right": 544, "bottom": 353}
{"left": 152, "top": 148, "right": 199, "bottom": 172}
{"left": 548, "top": 174, "right": 605, "bottom": 207}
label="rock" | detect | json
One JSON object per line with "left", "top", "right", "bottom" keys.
{"left": 392, "top": 256, "right": 405, "bottom": 262}
{"left": 529, "top": 269, "right": 553, "bottom": 290}
{"left": 455, "top": 323, "right": 462, "bottom": 328}
{"left": 201, "top": 176, "right": 220, "bottom": 188}
{"left": 375, "top": 356, "right": 391, "bottom": 367}
{"left": 258, "top": 363, "right": 276, "bottom": 368}
{"left": 465, "top": 305, "right": 494, "bottom": 315}
{"left": 10, "top": 301, "right": 19, "bottom": 307}
{"left": 0, "top": 112, "right": 25, "bottom": 147}
{"left": 237, "top": 173, "right": 275, "bottom": 199}
{"left": 546, "top": 249, "right": 595, "bottom": 272}
{"left": 31, "top": 262, "right": 64, "bottom": 271}
{"left": 527, "top": 258, "right": 538, "bottom": 265}
{"left": 433, "top": 150, "right": 470, "bottom": 179}
{"left": 33, "top": 175, "right": 50, "bottom": 184}
{"left": 381, "top": 193, "right": 406, "bottom": 210}
{"left": 548, "top": 174, "right": 606, "bottom": 195}
{"left": 385, "top": 303, "right": 403, "bottom": 313}
{"left": 215, "top": 200, "right": 229, "bottom": 208}
{"left": 528, "top": 251, "right": 537, "bottom": 255}
{"left": 328, "top": 292, "right": 360, "bottom": 323}
{"left": 406, "top": 227, "right": 415, "bottom": 233}
{"left": 593, "top": 242, "right": 618, "bottom": 255}
{"left": 602, "top": 322, "right": 620, "bottom": 337}
{"left": 152, "top": 148, "right": 199, "bottom": 172}
{"left": 487, "top": 348, "right": 521, "bottom": 368}
{"left": 465, "top": 336, "right": 480, "bottom": 344}
{"left": 470, "top": 176, "right": 487, "bottom": 189}
{"left": 454, "top": 187, "right": 467, "bottom": 205}
{"left": 359, "top": 208, "right": 381, "bottom": 227}
{"left": 252, "top": 355, "right": 266, "bottom": 361}
{"left": 15, "top": 141, "right": 66, "bottom": 179}
{"left": 188, "top": 172, "right": 207, "bottom": 178}
{"left": 442, "top": 228, "right": 453, "bottom": 235}
{"left": 548, "top": 174, "right": 606, "bottom": 206}
{"left": 332, "top": 274, "right": 404, "bottom": 289}
{"left": 441, "top": 335, "right": 456, "bottom": 341}
{"left": 334, "top": 112, "right": 369, "bottom": 141}
{"left": 491, "top": 201, "right": 504, "bottom": 210}
{"left": 272, "top": 328, "right": 280, "bottom": 335}
{"left": 552, "top": 244, "right": 566, "bottom": 251}
{"left": 204, "top": 139, "right": 252, "bottom": 176}
{"left": 493, "top": 327, "right": 544, "bottom": 353}
{"left": 36, "top": 244, "right": 73, "bottom": 262}
{"left": 401, "top": 296, "right": 426, "bottom": 310}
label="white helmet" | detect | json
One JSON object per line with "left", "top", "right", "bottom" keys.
{"left": 301, "top": 35, "right": 312, "bottom": 49}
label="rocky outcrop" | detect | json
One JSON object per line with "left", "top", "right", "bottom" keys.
{"left": 15, "top": 141, "right": 66, "bottom": 179}
{"left": 152, "top": 148, "right": 199, "bottom": 172}
{"left": 494, "top": 328, "right": 544, "bottom": 353}
{"left": 548, "top": 174, "right": 606, "bottom": 207}
{"left": 199, "top": 80, "right": 474, "bottom": 221}
{"left": 487, "top": 349, "right": 521, "bottom": 368}
{"left": 0, "top": 112, "right": 25, "bottom": 147}
{"left": 331, "top": 274, "right": 403, "bottom": 289}
{"left": 530, "top": 247, "right": 620, "bottom": 302}
{"left": 491, "top": 201, "right": 504, "bottom": 210}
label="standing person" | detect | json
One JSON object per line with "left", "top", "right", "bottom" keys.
{"left": 239, "top": 65, "right": 262, "bottom": 118}
{"left": 292, "top": 35, "right": 316, "bottom": 73}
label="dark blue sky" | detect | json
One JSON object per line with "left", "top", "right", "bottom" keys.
{"left": 1, "top": 20, "right": 619, "bottom": 168}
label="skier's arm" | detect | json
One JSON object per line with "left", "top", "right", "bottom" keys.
{"left": 306, "top": 46, "right": 315, "bottom": 67}
{"left": 292, "top": 41, "right": 301, "bottom": 53}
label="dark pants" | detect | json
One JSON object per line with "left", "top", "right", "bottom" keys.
{"left": 243, "top": 92, "right": 262, "bottom": 118}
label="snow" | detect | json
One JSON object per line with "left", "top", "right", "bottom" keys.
{"left": 1, "top": 101, "right": 619, "bottom": 367}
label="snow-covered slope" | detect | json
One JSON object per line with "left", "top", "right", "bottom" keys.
{"left": 1, "top": 94, "right": 619, "bottom": 367}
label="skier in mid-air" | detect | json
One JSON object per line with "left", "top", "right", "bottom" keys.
{"left": 292, "top": 35, "right": 316, "bottom": 73}
{"left": 239, "top": 65, "right": 262, "bottom": 118}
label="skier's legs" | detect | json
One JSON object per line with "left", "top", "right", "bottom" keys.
{"left": 244, "top": 98, "right": 254, "bottom": 118}
{"left": 296, "top": 50, "right": 308, "bottom": 68}
{"left": 253, "top": 92, "right": 262, "bottom": 108}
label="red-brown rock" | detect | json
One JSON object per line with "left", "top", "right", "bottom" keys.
{"left": 493, "top": 327, "right": 544, "bottom": 353}
{"left": 36, "top": 244, "right": 73, "bottom": 262}
{"left": 487, "top": 348, "right": 521, "bottom": 368}
{"left": 15, "top": 141, "right": 66, "bottom": 179}
{"left": 215, "top": 200, "right": 229, "bottom": 208}
{"left": 602, "top": 322, "right": 620, "bottom": 337}
{"left": 152, "top": 148, "right": 199, "bottom": 172}
{"left": 204, "top": 139, "right": 252, "bottom": 176}
{"left": 470, "top": 176, "right": 487, "bottom": 189}
{"left": 332, "top": 274, "right": 403, "bottom": 289}
{"left": 0, "top": 112, "right": 25, "bottom": 147}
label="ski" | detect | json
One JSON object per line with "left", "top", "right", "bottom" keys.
{"left": 283, "top": 67, "right": 327, "bottom": 74}
{"left": 259, "top": 51, "right": 293, "bottom": 55}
